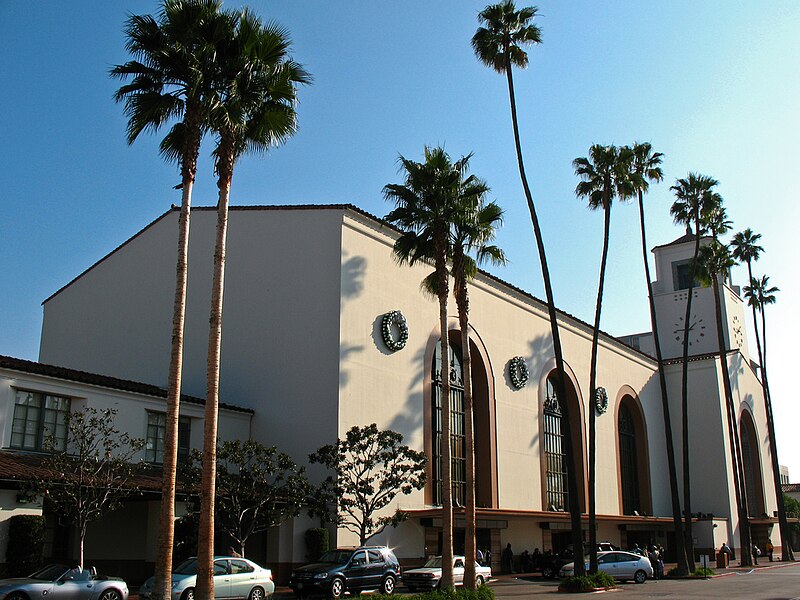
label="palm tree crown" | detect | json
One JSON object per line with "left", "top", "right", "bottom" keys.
{"left": 472, "top": 1, "right": 542, "bottom": 73}
{"left": 731, "top": 228, "right": 764, "bottom": 265}
{"left": 744, "top": 275, "right": 779, "bottom": 310}
{"left": 573, "top": 144, "right": 636, "bottom": 210}
{"left": 669, "top": 173, "right": 719, "bottom": 231}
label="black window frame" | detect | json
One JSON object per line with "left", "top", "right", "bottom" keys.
{"left": 10, "top": 390, "right": 71, "bottom": 452}
{"left": 145, "top": 411, "right": 191, "bottom": 465}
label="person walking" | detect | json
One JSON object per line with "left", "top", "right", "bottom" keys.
{"left": 765, "top": 539, "right": 774, "bottom": 562}
{"left": 501, "top": 542, "right": 515, "bottom": 574}
{"left": 752, "top": 544, "right": 761, "bottom": 565}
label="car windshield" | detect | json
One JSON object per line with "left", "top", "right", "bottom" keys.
{"left": 174, "top": 559, "right": 198, "bottom": 575}
{"left": 29, "top": 565, "right": 71, "bottom": 581}
{"left": 423, "top": 557, "right": 443, "bottom": 568}
{"left": 318, "top": 551, "right": 354, "bottom": 564}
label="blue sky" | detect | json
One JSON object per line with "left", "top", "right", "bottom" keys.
{"left": 1, "top": 1, "right": 799, "bottom": 475}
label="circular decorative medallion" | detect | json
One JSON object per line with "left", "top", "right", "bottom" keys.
{"left": 381, "top": 310, "right": 408, "bottom": 351}
{"left": 594, "top": 387, "right": 609, "bottom": 415}
{"left": 509, "top": 356, "right": 529, "bottom": 389}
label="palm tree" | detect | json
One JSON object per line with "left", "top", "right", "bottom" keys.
{"left": 194, "top": 12, "right": 310, "bottom": 600}
{"left": 473, "top": 2, "right": 584, "bottom": 571}
{"left": 111, "top": 3, "right": 232, "bottom": 599}
{"left": 384, "top": 147, "right": 483, "bottom": 589}
{"left": 743, "top": 274, "right": 792, "bottom": 560}
{"left": 693, "top": 242, "right": 753, "bottom": 566}
{"left": 628, "top": 143, "right": 689, "bottom": 574}
{"left": 573, "top": 144, "right": 635, "bottom": 572}
{"left": 669, "top": 173, "right": 719, "bottom": 568}
{"left": 451, "top": 197, "right": 506, "bottom": 589}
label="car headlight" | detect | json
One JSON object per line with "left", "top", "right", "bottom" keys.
{"left": 313, "top": 573, "right": 329, "bottom": 580}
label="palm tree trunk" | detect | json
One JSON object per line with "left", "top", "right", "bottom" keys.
{"left": 755, "top": 297, "right": 793, "bottom": 559}
{"left": 711, "top": 276, "right": 752, "bottom": 565}
{"left": 436, "top": 245, "right": 455, "bottom": 590}
{"left": 455, "top": 274, "right": 477, "bottom": 589}
{"left": 504, "top": 62, "right": 584, "bottom": 575}
{"left": 587, "top": 202, "right": 611, "bottom": 573}
{"left": 636, "top": 191, "right": 688, "bottom": 573}
{"left": 196, "top": 137, "right": 234, "bottom": 600}
{"left": 680, "top": 223, "right": 701, "bottom": 570}
{"left": 153, "top": 110, "right": 201, "bottom": 600}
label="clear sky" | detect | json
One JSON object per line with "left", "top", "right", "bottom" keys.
{"left": 1, "top": 2, "right": 798, "bottom": 476}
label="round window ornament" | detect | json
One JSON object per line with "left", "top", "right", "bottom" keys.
{"left": 509, "top": 356, "right": 529, "bottom": 389}
{"left": 381, "top": 310, "right": 408, "bottom": 352}
{"left": 594, "top": 387, "right": 609, "bottom": 415}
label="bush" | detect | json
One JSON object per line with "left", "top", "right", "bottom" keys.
{"left": 370, "top": 586, "right": 495, "bottom": 600}
{"left": 304, "top": 528, "right": 329, "bottom": 562}
{"left": 559, "top": 571, "right": 616, "bottom": 592}
{"left": 6, "top": 515, "right": 45, "bottom": 576}
{"left": 692, "top": 567, "right": 715, "bottom": 577}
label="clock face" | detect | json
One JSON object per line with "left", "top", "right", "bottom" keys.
{"left": 732, "top": 315, "right": 744, "bottom": 349}
{"left": 673, "top": 314, "right": 706, "bottom": 346}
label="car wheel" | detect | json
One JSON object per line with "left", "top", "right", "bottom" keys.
{"left": 634, "top": 570, "right": 647, "bottom": 584}
{"left": 380, "top": 575, "right": 396, "bottom": 595}
{"left": 476, "top": 575, "right": 485, "bottom": 586}
{"left": 99, "top": 590, "right": 122, "bottom": 600}
{"left": 542, "top": 566, "right": 554, "bottom": 579}
{"left": 248, "top": 587, "right": 265, "bottom": 600}
{"left": 328, "top": 577, "right": 345, "bottom": 599}
{"left": 181, "top": 588, "right": 195, "bottom": 600}
{"left": 6, "top": 593, "right": 27, "bottom": 600}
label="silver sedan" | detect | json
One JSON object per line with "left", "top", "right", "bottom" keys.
{"left": 402, "top": 556, "right": 492, "bottom": 591}
{"left": 559, "top": 550, "right": 653, "bottom": 583}
{"left": 139, "top": 557, "right": 274, "bottom": 600}
{"left": 0, "top": 564, "right": 129, "bottom": 600}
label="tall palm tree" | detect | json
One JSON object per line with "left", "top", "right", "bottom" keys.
{"left": 628, "top": 143, "right": 689, "bottom": 573}
{"left": 473, "top": 3, "right": 584, "bottom": 570}
{"left": 669, "top": 173, "right": 719, "bottom": 568}
{"left": 384, "top": 147, "right": 483, "bottom": 589}
{"left": 451, "top": 197, "right": 506, "bottom": 589}
{"left": 693, "top": 242, "right": 753, "bottom": 566}
{"left": 743, "top": 274, "right": 792, "bottom": 560}
{"left": 194, "top": 12, "right": 310, "bottom": 600}
{"left": 573, "top": 144, "right": 635, "bottom": 572}
{"left": 111, "top": 3, "right": 232, "bottom": 599}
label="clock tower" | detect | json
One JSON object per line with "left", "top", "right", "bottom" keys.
{"left": 646, "top": 233, "right": 750, "bottom": 362}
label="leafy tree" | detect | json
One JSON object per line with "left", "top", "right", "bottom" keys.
{"left": 692, "top": 241, "right": 753, "bottom": 565}
{"left": 669, "top": 173, "right": 719, "bottom": 568}
{"left": 111, "top": 3, "right": 234, "bottom": 597}
{"left": 214, "top": 440, "right": 311, "bottom": 557}
{"left": 628, "top": 142, "right": 688, "bottom": 574}
{"left": 573, "top": 144, "right": 635, "bottom": 572}
{"left": 473, "top": 3, "right": 584, "bottom": 571}
{"left": 26, "top": 407, "right": 145, "bottom": 569}
{"left": 194, "top": 11, "right": 309, "bottom": 600}
{"left": 309, "top": 424, "right": 427, "bottom": 547}
{"left": 782, "top": 493, "right": 800, "bottom": 550}
{"left": 384, "top": 146, "right": 477, "bottom": 588}
{"left": 743, "top": 274, "right": 792, "bottom": 559}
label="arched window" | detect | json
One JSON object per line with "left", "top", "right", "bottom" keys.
{"left": 432, "top": 341, "right": 465, "bottom": 506}
{"left": 544, "top": 376, "right": 569, "bottom": 511}
{"left": 618, "top": 404, "right": 641, "bottom": 515}
{"left": 740, "top": 412, "right": 765, "bottom": 517}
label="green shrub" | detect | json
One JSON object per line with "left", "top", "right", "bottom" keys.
{"left": 304, "top": 528, "right": 329, "bottom": 562}
{"left": 692, "top": 567, "right": 715, "bottom": 577}
{"left": 591, "top": 571, "right": 616, "bottom": 588}
{"left": 559, "top": 572, "right": 616, "bottom": 592}
{"left": 370, "top": 585, "right": 495, "bottom": 600}
{"left": 6, "top": 515, "right": 45, "bottom": 576}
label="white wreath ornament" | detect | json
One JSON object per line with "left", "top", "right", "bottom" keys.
{"left": 509, "top": 356, "right": 529, "bottom": 389}
{"left": 381, "top": 310, "right": 408, "bottom": 352}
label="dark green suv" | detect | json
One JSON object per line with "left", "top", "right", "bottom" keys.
{"left": 289, "top": 546, "right": 400, "bottom": 598}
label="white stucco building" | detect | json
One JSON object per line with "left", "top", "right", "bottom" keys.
{"left": 2, "top": 203, "right": 786, "bottom": 580}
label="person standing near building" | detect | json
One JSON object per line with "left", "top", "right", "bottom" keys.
{"left": 765, "top": 539, "right": 774, "bottom": 562}
{"left": 501, "top": 542, "right": 514, "bottom": 574}
{"left": 752, "top": 544, "right": 760, "bottom": 565}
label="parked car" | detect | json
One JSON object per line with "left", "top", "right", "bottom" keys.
{"left": 0, "top": 564, "right": 129, "bottom": 600}
{"left": 559, "top": 550, "right": 653, "bottom": 583}
{"left": 402, "top": 556, "right": 491, "bottom": 591}
{"left": 289, "top": 546, "right": 400, "bottom": 599}
{"left": 139, "top": 556, "right": 274, "bottom": 600}
{"left": 538, "top": 542, "right": 618, "bottom": 579}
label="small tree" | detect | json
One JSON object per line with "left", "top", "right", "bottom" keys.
{"left": 215, "top": 440, "right": 311, "bottom": 557}
{"left": 309, "top": 424, "right": 427, "bottom": 546}
{"left": 26, "top": 407, "right": 145, "bottom": 569}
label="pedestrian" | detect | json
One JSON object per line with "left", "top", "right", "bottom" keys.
{"left": 657, "top": 546, "right": 665, "bottom": 579}
{"left": 532, "top": 547, "right": 541, "bottom": 571}
{"left": 521, "top": 549, "right": 531, "bottom": 572}
{"left": 752, "top": 544, "right": 760, "bottom": 565}
{"left": 647, "top": 546, "right": 659, "bottom": 580}
{"left": 765, "top": 539, "right": 774, "bottom": 562}
{"left": 501, "top": 542, "right": 515, "bottom": 574}
{"left": 477, "top": 547, "right": 485, "bottom": 566}
{"left": 485, "top": 547, "right": 493, "bottom": 569}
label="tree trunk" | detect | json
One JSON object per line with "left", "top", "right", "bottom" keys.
{"left": 587, "top": 201, "right": 611, "bottom": 572}
{"left": 455, "top": 269, "right": 477, "bottom": 589}
{"left": 152, "top": 108, "right": 201, "bottom": 600}
{"left": 504, "top": 62, "right": 584, "bottom": 574}
{"left": 196, "top": 135, "right": 234, "bottom": 600}
{"left": 436, "top": 241, "right": 454, "bottom": 590}
{"left": 636, "top": 191, "right": 688, "bottom": 574}
{"left": 711, "top": 276, "right": 752, "bottom": 565}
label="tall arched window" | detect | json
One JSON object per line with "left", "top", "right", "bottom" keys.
{"left": 740, "top": 412, "right": 765, "bottom": 517}
{"left": 618, "top": 403, "right": 641, "bottom": 515}
{"left": 432, "top": 341, "right": 465, "bottom": 506}
{"left": 544, "top": 376, "right": 569, "bottom": 511}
